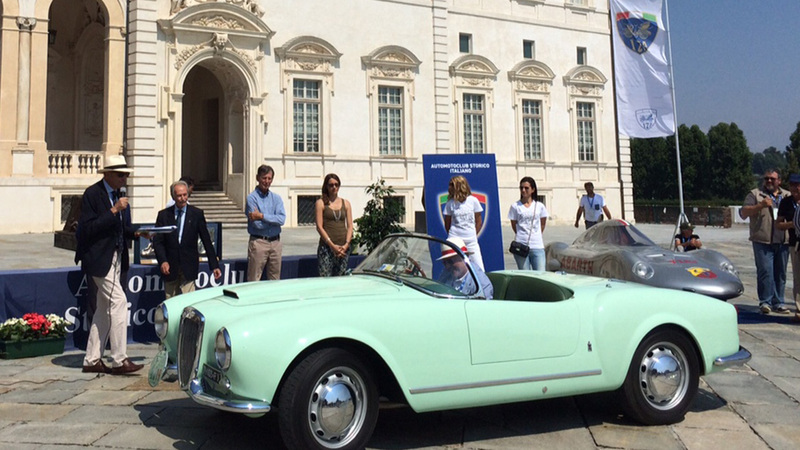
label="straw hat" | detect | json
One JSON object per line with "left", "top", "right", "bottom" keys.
{"left": 98, "top": 155, "right": 133, "bottom": 173}
{"left": 438, "top": 237, "right": 469, "bottom": 260}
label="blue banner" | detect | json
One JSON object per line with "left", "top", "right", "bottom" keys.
{"left": 422, "top": 154, "right": 504, "bottom": 272}
{"left": 0, "top": 255, "right": 364, "bottom": 350}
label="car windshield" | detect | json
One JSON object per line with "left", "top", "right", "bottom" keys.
{"left": 573, "top": 220, "right": 657, "bottom": 248}
{"left": 354, "top": 234, "right": 481, "bottom": 297}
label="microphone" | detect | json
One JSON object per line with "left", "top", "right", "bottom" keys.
{"left": 119, "top": 187, "right": 127, "bottom": 198}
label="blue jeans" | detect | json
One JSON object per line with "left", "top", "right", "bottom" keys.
{"left": 752, "top": 242, "right": 789, "bottom": 307}
{"left": 513, "top": 248, "right": 546, "bottom": 271}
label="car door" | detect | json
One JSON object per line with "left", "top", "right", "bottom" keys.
{"left": 464, "top": 297, "right": 580, "bottom": 365}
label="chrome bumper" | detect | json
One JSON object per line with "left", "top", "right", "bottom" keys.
{"left": 188, "top": 379, "right": 272, "bottom": 413}
{"left": 713, "top": 346, "right": 752, "bottom": 368}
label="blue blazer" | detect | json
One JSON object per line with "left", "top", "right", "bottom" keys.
{"left": 75, "top": 179, "right": 135, "bottom": 277}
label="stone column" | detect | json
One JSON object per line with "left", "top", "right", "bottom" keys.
{"left": 102, "top": 24, "right": 126, "bottom": 156}
{"left": 0, "top": 14, "right": 21, "bottom": 176}
{"left": 15, "top": 17, "right": 35, "bottom": 144}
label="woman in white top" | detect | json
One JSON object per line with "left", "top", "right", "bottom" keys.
{"left": 508, "top": 176, "right": 549, "bottom": 270}
{"left": 443, "top": 175, "right": 485, "bottom": 270}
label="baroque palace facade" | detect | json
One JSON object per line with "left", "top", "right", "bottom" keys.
{"left": 0, "top": 0, "right": 633, "bottom": 234}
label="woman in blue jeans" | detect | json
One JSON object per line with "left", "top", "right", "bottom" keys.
{"left": 508, "top": 176, "right": 549, "bottom": 270}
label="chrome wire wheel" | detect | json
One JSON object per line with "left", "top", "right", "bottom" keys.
{"left": 637, "top": 341, "right": 690, "bottom": 410}
{"left": 307, "top": 366, "right": 368, "bottom": 448}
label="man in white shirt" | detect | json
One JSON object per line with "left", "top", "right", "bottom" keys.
{"left": 574, "top": 182, "right": 612, "bottom": 229}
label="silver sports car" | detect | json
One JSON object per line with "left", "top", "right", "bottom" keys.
{"left": 545, "top": 219, "right": 743, "bottom": 300}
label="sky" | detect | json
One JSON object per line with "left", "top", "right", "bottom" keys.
{"left": 665, "top": 0, "right": 800, "bottom": 153}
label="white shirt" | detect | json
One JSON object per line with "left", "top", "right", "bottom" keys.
{"left": 580, "top": 194, "right": 605, "bottom": 222}
{"left": 444, "top": 196, "right": 483, "bottom": 239}
{"left": 508, "top": 201, "right": 549, "bottom": 249}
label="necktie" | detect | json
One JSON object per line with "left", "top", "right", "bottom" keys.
{"left": 112, "top": 191, "right": 124, "bottom": 249}
{"left": 176, "top": 208, "right": 184, "bottom": 244}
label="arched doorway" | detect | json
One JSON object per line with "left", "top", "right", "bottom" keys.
{"left": 181, "top": 60, "right": 246, "bottom": 195}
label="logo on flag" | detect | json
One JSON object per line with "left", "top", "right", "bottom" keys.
{"left": 616, "top": 11, "right": 659, "bottom": 54}
{"left": 636, "top": 109, "right": 657, "bottom": 130}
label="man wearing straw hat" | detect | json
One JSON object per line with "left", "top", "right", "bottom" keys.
{"left": 436, "top": 237, "right": 493, "bottom": 299}
{"left": 75, "top": 154, "right": 143, "bottom": 375}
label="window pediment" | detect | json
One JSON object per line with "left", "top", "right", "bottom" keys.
{"left": 362, "top": 46, "right": 421, "bottom": 79}
{"left": 563, "top": 65, "right": 607, "bottom": 96}
{"left": 276, "top": 36, "right": 342, "bottom": 64}
{"left": 508, "top": 60, "right": 555, "bottom": 93}
{"left": 450, "top": 55, "right": 499, "bottom": 88}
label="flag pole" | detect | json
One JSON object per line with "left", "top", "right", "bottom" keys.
{"left": 663, "top": 0, "right": 688, "bottom": 249}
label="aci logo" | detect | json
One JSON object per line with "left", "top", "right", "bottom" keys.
{"left": 438, "top": 192, "right": 488, "bottom": 235}
{"left": 687, "top": 267, "right": 717, "bottom": 279}
{"left": 616, "top": 11, "right": 659, "bottom": 55}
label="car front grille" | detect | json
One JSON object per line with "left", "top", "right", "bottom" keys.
{"left": 177, "top": 307, "right": 205, "bottom": 389}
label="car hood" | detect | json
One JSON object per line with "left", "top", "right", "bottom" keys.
{"left": 205, "top": 274, "right": 403, "bottom": 306}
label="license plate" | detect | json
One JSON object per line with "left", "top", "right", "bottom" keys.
{"left": 203, "top": 364, "right": 223, "bottom": 385}
{"left": 148, "top": 348, "right": 168, "bottom": 387}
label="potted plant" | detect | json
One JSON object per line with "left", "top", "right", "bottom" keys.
{"left": 0, "top": 313, "right": 71, "bottom": 359}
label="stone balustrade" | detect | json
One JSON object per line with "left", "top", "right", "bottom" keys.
{"left": 48, "top": 152, "right": 102, "bottom": 175}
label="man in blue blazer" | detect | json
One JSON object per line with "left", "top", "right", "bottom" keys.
{"left": 153, "top": 181, "right": 221, "bottom": 297}
{"left": 75, "top": 155, "right": 143, "bottom": 375}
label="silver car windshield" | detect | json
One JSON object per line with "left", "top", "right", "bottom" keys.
{"left": 354, "top": 234, "right": 479, "bottom": 297}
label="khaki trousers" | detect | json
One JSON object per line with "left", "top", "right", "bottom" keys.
{"left": 84, "top": 251, "right": 128, "bottom": 368}
{"left": 164, "top": 269, "right": 196, "bottom": 299}
{"left": 247, "top": 236, "right": 282, "bottom": 281}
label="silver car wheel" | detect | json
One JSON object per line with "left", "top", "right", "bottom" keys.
{"left": 307, "top": 366, "right": 368, "bottom": 448}
{"left": 637, "top": 341, "right": 689, "bottom": 410}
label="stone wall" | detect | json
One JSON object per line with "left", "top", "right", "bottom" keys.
{"left": 634, "top": 205, "right": 733, "bottom": 228}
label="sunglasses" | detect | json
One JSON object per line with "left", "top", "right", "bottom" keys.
{"left": 116, "top": 172, "right": 129, "bottom": 178}
{"left": 328, "top": 183, "right": 340, "bottom": 188}
{"left": 764, "top": 177, "right": 777, "bottom": 181}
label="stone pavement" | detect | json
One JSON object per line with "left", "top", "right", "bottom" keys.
{"left": 1, "top": 223, "right": 799, "bottom": 449}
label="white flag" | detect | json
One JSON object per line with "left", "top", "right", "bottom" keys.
{"left": 610, "top": 0, "right": 675, "bottom": 138}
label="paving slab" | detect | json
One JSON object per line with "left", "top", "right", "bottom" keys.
{"left": 732, "top": 403, "right": 800, "bottom": 426}
{"left": 752, "top": 423, "right": 800, "bottom": 450}
{"left": 0, "top": 403, "right": 77, "bottom": 421}
{"left": 57, "top": 404, "right": 160, "bottom": 425}
{"left": 588, "top": 423, "right": 683, "bottom": 450}
{"left": 0, "top": 421, "right": 115, "bottom": 445}
{"left": 64, "top": 389, "right": 151, "bottom": 406}
{"left": 94, "top": 423, "right": 213, "bottom": 450}
{"left": 746, "top": 354, "right": 800, "bottom": 379}
{"left": 673, "top": 427, "right": 769, "bottom": 450}
{"left": 703, "top": 370, "right": 796, "bottom": 406}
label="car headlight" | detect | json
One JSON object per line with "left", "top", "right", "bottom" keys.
{"left": 720, "top": 261, "right": 738, "bottom": 275}
{"left": 632, "top": 261, "right": 654, "bottom": 279}
{"left": 215, "top": 328, "right": 231, "bottom": 371}
{"left": 154, "top": 304, "right": 168, "bottom": 340}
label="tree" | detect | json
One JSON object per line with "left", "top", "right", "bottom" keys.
{"left": 784, "top": 121, "right": 800, "bottom": 176}
{"left": 707, "top": 122, "right": 753, "bottom": 200}
{"left": 752, "top": 146, "right": 786, "bottom": 175}
{"left": 631, "top": 136, "right": 673, "bottom": 200}
{"left": 352, "top": 179, "right": 407, "bottom": 254}
{"left": 674, "top": 124, "right": 710, "bottom": 200}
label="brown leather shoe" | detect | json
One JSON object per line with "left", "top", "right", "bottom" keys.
{"left": 111, "top": 358, "right": 144, "bottom": 375}
{"left": 82, "top": 360, "right": 112, "bottom": 374}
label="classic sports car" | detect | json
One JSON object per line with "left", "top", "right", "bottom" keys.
{"left": 149, "top": 233, "right": 750, "bottom": 450}
{"left": 545, "top": 219, "right": 744, "bottom": 300}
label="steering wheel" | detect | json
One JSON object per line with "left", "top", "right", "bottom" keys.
{"left": 398, "top": 256, "right": 426, "bottom": 278}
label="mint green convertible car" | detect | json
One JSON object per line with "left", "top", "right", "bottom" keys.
{"left": 149, "top": 234, "right": 750, "bottom": 450}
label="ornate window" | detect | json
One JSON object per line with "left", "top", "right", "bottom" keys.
{"left": 508, "top": 60, "right": 554, "bottom": 161}
{"left": 276, "top": 36, "right": 341, "bottom": 154}
{"left": 292, "top": 79, "right": 320, "bottom": 152}
{"left": 563, "top": 65, "right": 607, "bottom": 163}
{"left": 576, "top": 102, "right": 595, "bottom": 161}
{"left": 362, "top": 46, "right": 421, "bottom": 157}
{"left": 450, "top": 55, "right": 499, "bottom": 154}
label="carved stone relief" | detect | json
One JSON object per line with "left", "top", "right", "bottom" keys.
{"left": 171, "top": 0, "right": 265, "bottom": 18}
